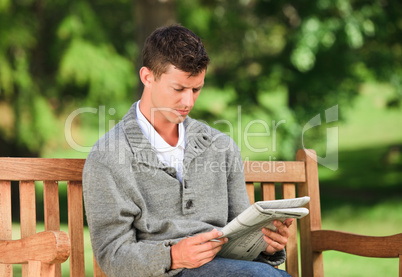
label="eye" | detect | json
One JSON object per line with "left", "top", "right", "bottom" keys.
{"left": 174, "top": 88, "right": 184, "bottom": 92}
{"left": 193, "top": 88, "right": 201, "bottom": 93}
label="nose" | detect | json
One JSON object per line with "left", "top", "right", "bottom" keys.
{"left": 181, "top": 89, "right": 194, "bottom": 108}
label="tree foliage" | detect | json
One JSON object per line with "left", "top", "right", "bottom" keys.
{"left": 178, "top": 0, "right": 402, "bottom": 158}
{"left": 0, "top": 0, "right": 401, "bottom": 158}
{"left": 0, "top": 0, "right": 136, "bottom": 155}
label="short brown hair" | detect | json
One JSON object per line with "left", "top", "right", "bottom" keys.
{"left": 142, "top": 25, "right": 210, "bottom": 79}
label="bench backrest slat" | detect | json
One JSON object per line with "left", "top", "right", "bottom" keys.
{"left": 243, "top": 161, "right": 306, "bottom": 182}
{"left": 261, "top": 182, "right": 275, "bottom": 201}
{"left": 43, "top": 181, "right": 61, "bottom": 231}
{"left": 245, "top": 182, "right": 255, "bottom": 205}
{"left": 296, "top": 149, "right": 324, "bottom": 277}
{"left": 20, "top": 181, "right": 37, "bottom": 277}
{"left": 43, "top": 180, "right": 62, "bottom": 277}
{"left": 0, "top": 180, "right": 12, "bottom": 277}
{"left": 67, "top": 181, "right": 86, "bottom": 277}
{"left": 282, "top": 183, "right": 299, "bottom": 276}
{"left": 0, "top": 159, "right": 85, "bottom": 181}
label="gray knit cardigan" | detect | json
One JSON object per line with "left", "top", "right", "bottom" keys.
{"left": 83, "top": 102, "right": 286, "bottom": 277}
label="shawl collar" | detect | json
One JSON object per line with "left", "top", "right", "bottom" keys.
{"left": 122, "top": 102, "right": 213, "bottom": 169}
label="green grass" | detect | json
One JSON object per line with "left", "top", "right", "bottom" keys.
{"left": 339, "top": 82, "right": 402, "bottom": 150}
{"left": 322, "top": 252, "right": 398, "bottom": 277}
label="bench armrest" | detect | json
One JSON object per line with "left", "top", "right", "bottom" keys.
{"left": 0, "top": 231, "right": 70, "bottom": 264}
{"left": 312, "top": 230, "right": 402, "bottom": 258}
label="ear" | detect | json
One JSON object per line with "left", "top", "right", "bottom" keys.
{"left": 139, "top": 66, "right": 154, "bottom": 88}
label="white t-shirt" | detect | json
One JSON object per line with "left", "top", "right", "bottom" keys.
{"left": 136, "top": 101, "right": 185, "bottom": 182}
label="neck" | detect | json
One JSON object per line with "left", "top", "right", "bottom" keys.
{"left": 139, "top": 100, "right": 179, "bottom": 147}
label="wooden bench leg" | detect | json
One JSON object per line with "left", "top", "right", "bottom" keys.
{"left": 41, "top": 263, "right": 56, "bottom": 277}
{"left": 0, "top": 264, "right": 12, "bottom": 277}
{"left": 28, "top": 261, "right": 41, "bottom": 277}
{"left": 399, "top": 254, "right": 402, "bottom": 277}
{"left": 27, "top": 261, "right": 56, "bottom": 277}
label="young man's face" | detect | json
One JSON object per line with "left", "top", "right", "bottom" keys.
{"left": 148, "top": 64, "right": 205, "bottom": 125}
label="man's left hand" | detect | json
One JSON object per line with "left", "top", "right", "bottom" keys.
{"left": 262, "top": 218, "right": 294, "bottom": 255}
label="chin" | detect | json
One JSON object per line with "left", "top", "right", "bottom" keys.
{"left": 169, "top": 115, "right": 186, "bottom": 124}
{"left": 172, "top": 117, "right": 186, "bottom": 124}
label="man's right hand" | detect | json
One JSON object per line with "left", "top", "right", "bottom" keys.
{"left": 170, "top": 229, "right": 228, "bottom": 269}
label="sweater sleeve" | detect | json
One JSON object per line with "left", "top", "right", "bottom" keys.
{"left": 226, "top": 142, "right": 251, "bottom": 222}
{"left": 83, "top": 151, "right": 181, "bottom": 277}
{"left": 254, "top": 249, "right": 287, "bottom": 266}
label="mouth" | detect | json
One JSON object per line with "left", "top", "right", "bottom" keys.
{"left": 175, "top": 109, "right": 190, "bottom": 116}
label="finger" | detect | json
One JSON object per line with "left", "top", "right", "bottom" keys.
{"left": 191, "top": 229, "right": 223, "bottom": 245}
{"left": 195, "top": 238, "right": 228, "bottom": 255}
{"left": 264, "top": 244, "right": 278, "bottom": 255}
{"left": 195, "top": 251, "right": 220, "bottom": 268}
{"left": 262, "top": 228, "right": 288, "bottom": 245}
{"left": 263, "top": 235, "right": 285, "bottom": 252}
{"left": 200, "top": 242, "right": 224, "bottom": 259}
{"left": 283, "top": 218, "right": 294, "bottom": 228}
{"left": 273, "top": 220, "right": 288, "bottom": 229}
{"left": 273, "top": 221, "right": 291, "bottom": 237}
{"left": 187, "top": 242, "right": 223, "bottom": 268}
{"left": 189, "top": 252, "right": 215, "bottom": 268}
{"left": 206, "top": 237, "right": 228, "bottom": 245}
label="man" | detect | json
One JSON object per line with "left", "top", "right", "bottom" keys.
{"left": 83, "top": 25, "right": 292, "bottom": 277}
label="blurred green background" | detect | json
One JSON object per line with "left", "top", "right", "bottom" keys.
{"left": 1, "top": 0, "right": 401, "bottom": 276}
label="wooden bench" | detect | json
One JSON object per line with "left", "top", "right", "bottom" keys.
{"left": 0, "top": 149, "right": 401, "bottom": 277}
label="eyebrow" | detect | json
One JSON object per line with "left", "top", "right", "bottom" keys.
{"left": 172, "top": 82, "right": 204, "bottom": 90}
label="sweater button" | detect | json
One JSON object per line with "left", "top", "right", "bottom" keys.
{"left": 185, "top": 200, "right": 194, "bottom": 209}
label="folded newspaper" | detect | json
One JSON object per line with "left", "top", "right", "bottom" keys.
{"left": 217, "top": 196, "right": 310, "bottom": 261}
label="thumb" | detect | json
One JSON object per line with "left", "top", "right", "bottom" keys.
{"left": 192, "top": 229, "right": 223, "bottom": 244}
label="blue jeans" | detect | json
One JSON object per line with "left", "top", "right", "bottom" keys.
{"left": 176, "top": 256, "right": 291, "bottom": 277}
